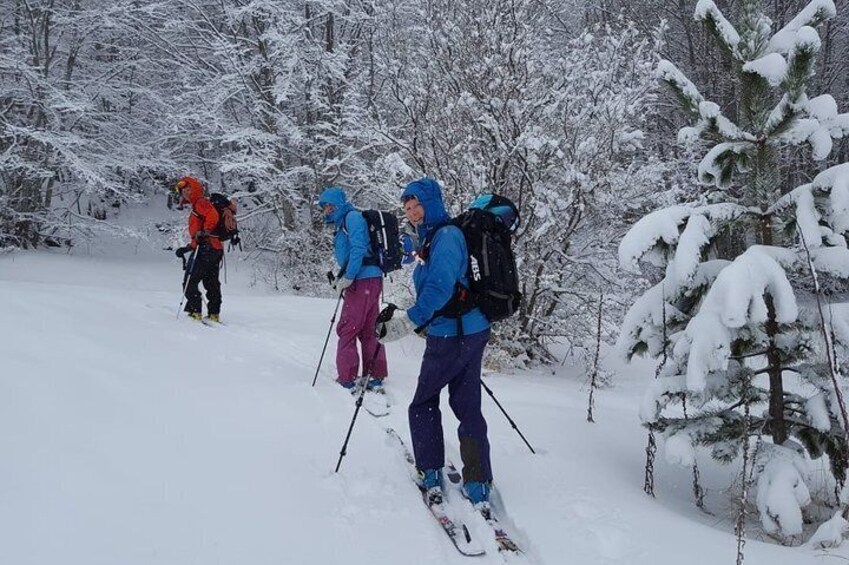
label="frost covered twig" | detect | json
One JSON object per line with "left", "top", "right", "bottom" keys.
{"left": 586, "top": 292, "right": 604, "bottom": 424}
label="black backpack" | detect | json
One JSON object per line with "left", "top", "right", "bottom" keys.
{"left": 422, "top": 194, "right": 522, "bottom": 327}
{"left": 344, "top": 210, "right": 403, "bottom": 274}
{"left": 207, "top": 193, "right": 239, "bottom": 242}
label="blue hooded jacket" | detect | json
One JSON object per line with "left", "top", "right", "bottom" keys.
{"left": 318, "top": 187, "right": 382, "bottom": 281}
{"left": 400, "top": 178, "right": 489, "bottom": 337}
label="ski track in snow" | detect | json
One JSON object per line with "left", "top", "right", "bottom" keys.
{"left": 0, "top": 246, "right": 843, "bottom": 565}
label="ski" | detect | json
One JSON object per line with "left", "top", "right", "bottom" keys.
{"left": 362, "top": 387, "right": 390, "bottom": 417}
{"left": 386, "top": 428, "right": 485, "bottom": 557}
{"left": 446, "top": 460, "right": 523, "bottom": 555}
{"left": 349, "top": 377, "right": 390, "bottom": 417}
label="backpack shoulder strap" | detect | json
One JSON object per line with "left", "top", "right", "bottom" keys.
{"left": 419, "top": 220, "right": 453, "bottom": 260}
{"left": 339, "top": 210, "right": 354, "bottom": 235}
{"left": 414, "top": 220, "right": 474, "bottom": 335}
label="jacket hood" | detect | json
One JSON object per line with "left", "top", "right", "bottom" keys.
{"left": 178, "top": 176, "right": 205, "bottom": 205}
{"left": 318, "top": 186, "right": 354, "bottom": 225}
{"left": 400, "top": 177, "right": 449, "bottom": 230}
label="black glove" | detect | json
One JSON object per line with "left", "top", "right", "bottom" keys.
{"left": 377, "top": 304, "right": 399, "bottom": 324}
{"left": 194, "top": 231, "right": 210, "bottom": 245}
{"left": 376, "top": 304, "right": 416, "bottom": 343}
{"left": 327, "top": 270, "right": 336, "bottom": 285}
{"left": 175, "top": 246, "right": 192, "bottom": 258}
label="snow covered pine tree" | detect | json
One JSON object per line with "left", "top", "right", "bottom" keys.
{"left": 617, "top": 0, "right": 849, "bottom": 543}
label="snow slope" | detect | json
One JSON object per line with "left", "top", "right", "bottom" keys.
{"left": 0, "top": 243, "right": 844, "bottom": 564}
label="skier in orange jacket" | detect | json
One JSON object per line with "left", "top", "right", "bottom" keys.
{"left": 173, "top": 176, "right": 224, "bottom": 322}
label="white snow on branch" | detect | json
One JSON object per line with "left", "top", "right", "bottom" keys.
{"left": 809, "top": 512, "right": 849, "bottom": 549}
{"left": 694, "top": 1, "right": 740, "bottom": 53}
{"left": 768, "top": 0, "right": 836, "bottom": 54}
{"left": 699, "top": 101, "right": 748, "bottom": 139}
{"left": 772, "top": 105, "right": 838, "bottom": 159}
{"left": 830, "top": 174, "right": 849, "bottom": 234}
{"left": 828, "top": 303, "right": 849, "bottom": 349}
{"left": 794, "top": 25, "right": 823, "bottom": 53}
{"left": 809, "top": 127, "right": 834, "bottom": 160}
{"left": 616, "top": 280, "right": 682, "bottom": 359}
{"left": 618, "top": 262, "right": 730, "bottom": 362}
{"left": 657, "top": 60, "right": 705, "bottom": 109}
{"left": 749, "top": 245, "right": 801, "bottom": 270}
{"left": 620, "top": 203, "right": 749, "bottom": 273}
{"left": 640, "top": 373, "right": 688, "bottom": 423}
{"left": 795, "top": 186, "right": 824, "bottom": 248}
{"left": 756, "top": 447, "right": 812, "bottom": 536}
{"left": 813, "top": 163, "right": 849, "bottom": 233}
{"left": 680, "top": 248, "right": 798, "bottom": 390}
{"left": 765, "top": 94, "right": 796, "bottom": 134}
{"left": 808, "top": 94, "right": 838, "bottom": 120}
{"left": 812, "top": 162, "right": 849, "bottom": 188}
{"left": 678, "top": 126, "right": 703, "bottom": 145}
{"left": 618, "top": 206, "right": 692, "bottom": 273}
{"left": 807, "top": 95, "right": 849, "bottom": 139}
{"left": 742, "top": 53, "right": 788, "bottom": 87}
{"left": 700, "top": 202, "right": 751, "bottom": 224}
{"left": 811, "top": 247, "right": 849, "bottom": 278}
{"left": 664, "top": 432, "right": 696, "bottom": 467}
{"left": 777, "top": 118, "right": 820, "bottom": 146}
{"left": 806, "top": 393, "right": 832, "bottom": 432}
{"left": 672, "top": 214, "right": 713, "bottom": 285}
{"left": 698, "top": 142, "right": 752, "bottom": 187}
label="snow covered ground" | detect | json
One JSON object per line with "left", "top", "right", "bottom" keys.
{"left": 1, "top": 228, "right": 845, "bottom": 564}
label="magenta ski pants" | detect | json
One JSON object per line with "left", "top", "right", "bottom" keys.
{"left": 336, "top": 277, "right": 388, "bottom": 383}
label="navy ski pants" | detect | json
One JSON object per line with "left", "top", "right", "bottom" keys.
{"left": 408, "top": 328, "right": 492, "bottom": 484}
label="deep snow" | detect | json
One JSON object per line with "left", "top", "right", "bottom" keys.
{"left": 0, "top": 228, "right": 844, "bottom": 564}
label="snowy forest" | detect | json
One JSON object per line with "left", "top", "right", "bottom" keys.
{"left": 4, "top": 0, "right": 849, "bottom": 561}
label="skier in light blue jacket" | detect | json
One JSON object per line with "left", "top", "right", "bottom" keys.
{"left": 318, "top": 187, "right": 387, "bottom": 390}
{"left": 377, "top": 177, "right": 492, "bottom": 509}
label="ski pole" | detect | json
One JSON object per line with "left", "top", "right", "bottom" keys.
{"left": 221, "top": 250, "right": 227, "bottom": 285}
{"left": 481, "top": 379, "right": 536, "bottom": 454}
{"left": 335, "top": 341, "right": 385, "bottom": 473}
{"left": 311, "top": 268, "right": 347, "bottom": 387}
{"left": 176, "top": 248, "right": 198, "bottom": 319}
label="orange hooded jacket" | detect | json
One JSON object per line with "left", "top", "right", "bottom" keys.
{"left": 178, "top": 176, "right": 224, "bottom": 251}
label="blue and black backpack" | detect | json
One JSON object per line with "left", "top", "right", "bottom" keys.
{"left": 344, "top": 210, "right": 404, "bottom": 275}
{"left": 421, "top": 194, "right": 522, "bottom": 326}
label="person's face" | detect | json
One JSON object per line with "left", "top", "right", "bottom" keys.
{"left": 322, "top": 203, "right": 335, "bottom": 219}
{"left": 404, "top": 197, "right": 424, "bottom": 226}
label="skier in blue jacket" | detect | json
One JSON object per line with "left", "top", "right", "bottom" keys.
{"left": 318, "top": 187, "right": 387, "bottom": 390}
{"left": 377, "top": 177, "right": 492, "bottom": 509}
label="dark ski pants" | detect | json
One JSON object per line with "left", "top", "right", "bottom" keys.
{"left": 183, "top": 247, "right": 224, "bottom": 315}
{"left": 409, "top": 328, "right": 492, "bottom": 484}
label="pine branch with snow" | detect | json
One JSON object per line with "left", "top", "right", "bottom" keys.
{"left": 619, "top": 0, "right": 849, "bottom": 544}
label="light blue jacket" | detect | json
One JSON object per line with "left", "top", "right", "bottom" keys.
{"left": 318, "top": 187, "right": 382, "bottom": 281}
{"left": 401, "top": 178, "right": 489, "bottom": 337}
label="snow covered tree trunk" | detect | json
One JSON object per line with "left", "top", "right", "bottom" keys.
{"left": 761, "top": 213, "right": 789, "bottom": 446}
